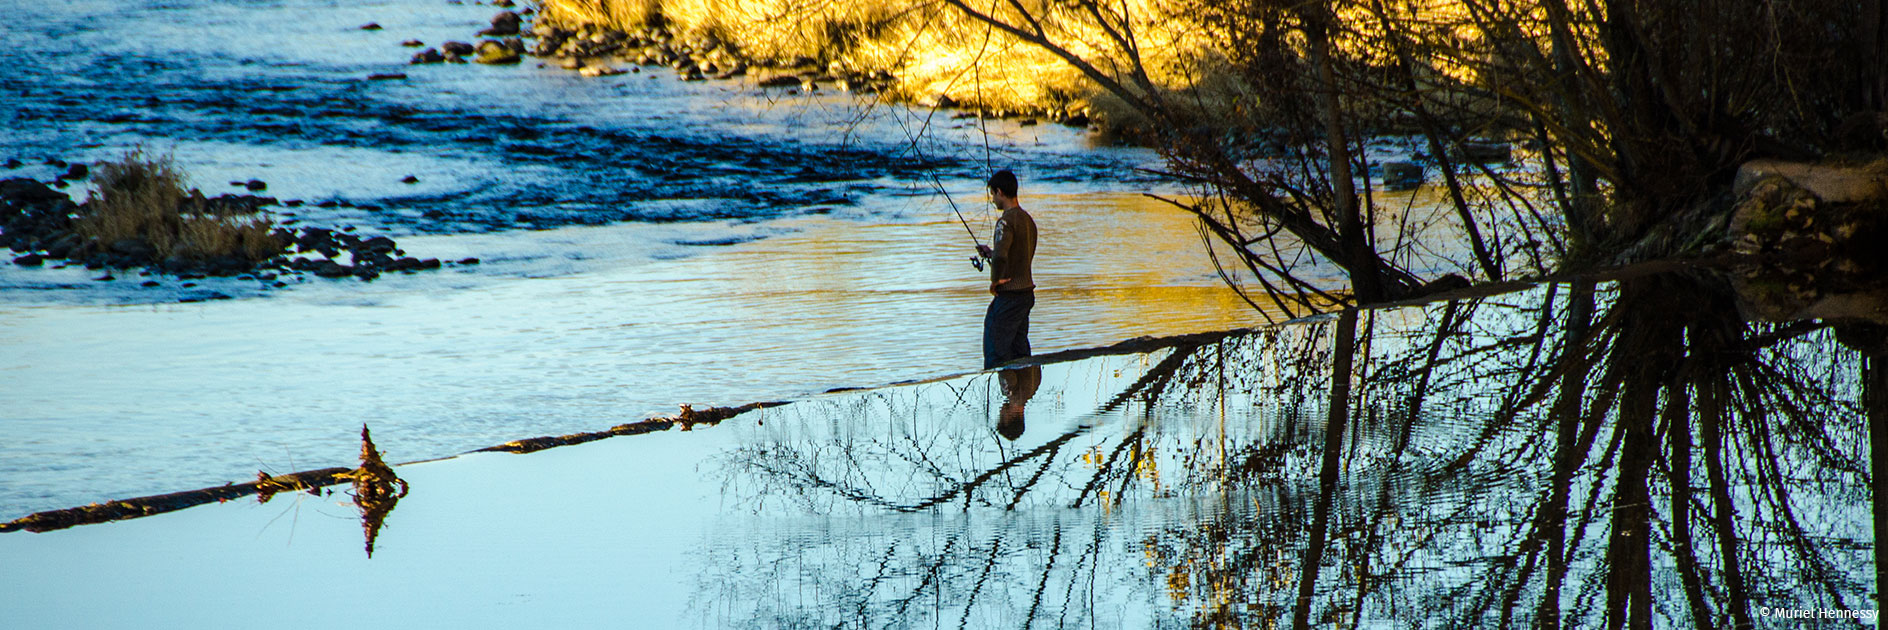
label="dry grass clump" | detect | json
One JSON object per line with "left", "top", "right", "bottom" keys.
{"left": 75, "top": 149, "right": 282, "bottom": 264}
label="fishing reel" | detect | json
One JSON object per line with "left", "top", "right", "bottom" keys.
{"left": 971, "top": 256, "right": 985, "bottom": 271}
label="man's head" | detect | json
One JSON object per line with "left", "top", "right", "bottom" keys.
{"left": 997, "top": 404, "right": 1026, "bottom": 441}
{"left": 987, "top": 169, "right": 1018, "bottom": 210}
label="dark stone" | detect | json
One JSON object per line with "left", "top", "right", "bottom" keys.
{"left": 401, "top": 175, "right": 419, "bottom": 184}
{"left": 180, "top": 282, "right": 197, "bottom": 288}
{"left": 474, "top": 40, "right": 520, "bottom": 65}
{"left": 60, "top": 163, "right": 88, "bottom": 180}
{"left": 1381, "top": 161, "right": 1424, "bottom": 192}
{"left": 367, "top": 72, "right": 408, "bottom": 81}
{"left": 13, "top": 253, "right": 43, "bottom": 267}
{"left": 244, "top": 179, "right": 267, "bottom": 191}
{"left": 110, "top": 238, "right": 156, "bottom": 259}
{"left": 141, "top": 280, "right": 160, "bottom": 287}
{"left": 359, "top": 23, "right": 382, "bottom": 31}
{"left": 94, "top": 274, "right": 114, "bottom": 282}
{"left": 441, "top": 41, "right": 475, "bottom": 56}
{"left": 284, "top": 199, "right": 303, "bottom": 207}
{"left": 456, "top": 257, "right": 478, "bottom": 265}
{"left": 359, "top": 236, "right": 396, "bottom": 254}
{"left": 401, "top": 39, "right": 424, "bottom": 47}
{"left": 480, "top": 11, "right": 521, "bottom": 37}
{"left": 314, "top": 261, "right": 351, "bottom": 278}
{"left": 410, "top": 48, "right": 445, "bottom": 64}
{"left": 1454, "top": 141, "right": 1511, "bottom": 164}
{"left": 315, "top": 200, "right": 340, "bottom": 208}
{"left": 1, "top": 177, "right": 64, "bottom": 203}
{"left": 3, "top": 159, "right": 19, "bottom": 169}
{"left": 757, "top": 74, "right": 801, "bottom": 88}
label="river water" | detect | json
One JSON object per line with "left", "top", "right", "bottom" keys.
{"left": 1, "top": 276, "right": 1877, "bottom": 627}
{"left": 4, "top": 1, "right": 1879, "bottom": 625}
{"left": 0, "top": 0, "right": 1258, "bottom": 517}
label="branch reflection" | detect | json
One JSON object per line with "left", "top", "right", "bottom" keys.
{"left": 697, "top": 270, "right": 1876, "bottom": 628}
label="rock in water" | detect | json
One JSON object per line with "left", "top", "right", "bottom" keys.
{"left": 1381, "top": 161, "right": 1424, "bottom": 191}
{"left": 244, "top": 179, "right": 267, "bottom": 191}
{"left": 480, "top": 11, "right": 521, "bottom": 36}
{"left": 410, "top": 48, "right": 444, "bottom": 64}
{"left": 400, "top": 39, "right": 423, "bottom": 47}
{"left": 474, "top": 41, "right": 520, "bottom": 65}
{"left": 358, "top": 23, "right": 382, "bottom": 31}
{"left": 440, "top": 41, "right": 475, "bottom": 56}
{"left": 757, "top": 74, "right": 800, "bottom": 88}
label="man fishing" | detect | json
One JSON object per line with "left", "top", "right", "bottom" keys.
{"left": 975, "top": 169, "right": 1038, "bottom": 370}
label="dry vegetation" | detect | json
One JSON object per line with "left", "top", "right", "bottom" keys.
{"left": 538, "top": 0, "right": 1202, "bottom": 122}
{"left": 539, "top": 0, "right": 1886, "bottom": 316}
{"left": 76, "top": 149, "right": 282, "bottom": 264}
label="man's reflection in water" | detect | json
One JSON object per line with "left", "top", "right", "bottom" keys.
{"left": 996, "top": 366, "right": 1041, "bottom": 441}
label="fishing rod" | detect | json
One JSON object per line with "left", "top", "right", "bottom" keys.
{"left": 931, "top": 173, "right": 986, "bottom": 271}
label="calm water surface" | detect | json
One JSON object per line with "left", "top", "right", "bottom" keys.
{"left": 0, "top": 277, "right": 1874, "bottom": 628}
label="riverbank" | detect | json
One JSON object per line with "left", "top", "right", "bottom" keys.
{"left": 528, "top": 0, "right": 1153, "bottom": 134}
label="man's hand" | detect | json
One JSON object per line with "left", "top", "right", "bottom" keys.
{"left": 990, "top": 279, "right": 1008, "bottom": 295}
{"left": 977, "top": 244, "right": 993, "bottom": 259}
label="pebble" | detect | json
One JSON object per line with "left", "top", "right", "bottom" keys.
{"left": 359, "top": 23, "right": 382, "bottom": 31}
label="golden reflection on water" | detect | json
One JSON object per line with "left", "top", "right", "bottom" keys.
{"left": 701, "top": 191, "right": 1268, "bottom": 351}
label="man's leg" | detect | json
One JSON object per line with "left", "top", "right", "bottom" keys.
{"left": 983, "top": 293, "right": 1027, "bottom": 369}
{"left": 1008, "top": 292, "right": 1034, "bottom": 361}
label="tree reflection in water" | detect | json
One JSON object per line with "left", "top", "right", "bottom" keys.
{"left": 698, "top": 271, "right": 1877, "bottom": 628}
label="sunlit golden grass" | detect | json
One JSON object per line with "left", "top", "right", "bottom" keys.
{"left": 541, "top": 0, "right": 1216, "bottom": 121}
{"left": 539, "top": 0, "right": 1551, "bottom": 137}
{"left": 76, "top": 149, "right": 283, "bottom": 264}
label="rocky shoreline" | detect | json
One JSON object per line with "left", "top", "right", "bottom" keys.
{"left": 1, "top": 169, "right": 477, "bottom": 296}
{"left": 398, "top": 7, "right": 1096, "bottom": 129}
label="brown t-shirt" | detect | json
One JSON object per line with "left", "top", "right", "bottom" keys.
{"left": 990, "top": 205, "right": 1037, "bottom": 291}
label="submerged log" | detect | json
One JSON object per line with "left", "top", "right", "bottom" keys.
{"left": 476, "top": 401, "right": 789, "bottom": 454}
{"left": 0, "top": 467, "right": 353, "bottom": 534}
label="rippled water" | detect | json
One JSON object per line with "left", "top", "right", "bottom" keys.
{"left": 0, "top": 0, "right": 1257, "bottom": 516}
